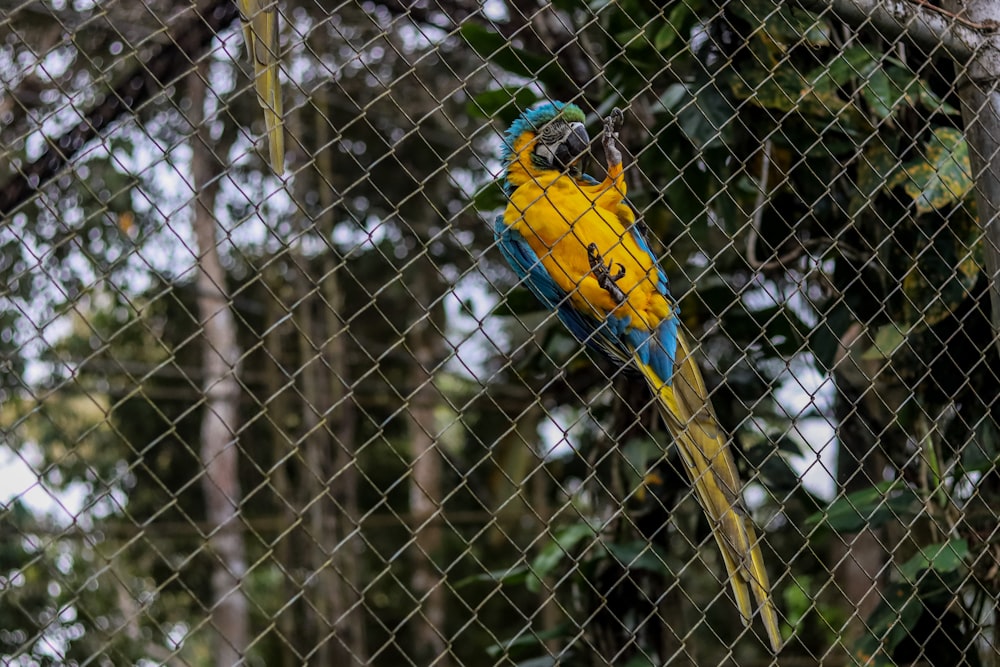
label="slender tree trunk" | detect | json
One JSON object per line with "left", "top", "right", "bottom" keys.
{"left": 830, "top": 324, "right": 890, "bottom": 656}
{"left": 490, "top": 402, "right": 542, "bottom": 547}
{"left": 284, "top": 94, "right": 347, "bottom": 664}
{"left": 262, "top": 275, "right": 299, "bottom": 667}
{"left": 528, "top": 439, "right": 568, "bottom": 661}
{"left": 294, "top": 266, "right": 347, "bottom": 664}
{"left": 406, "top": 252, "right": 448, "bottom": 666}
{"left": 313, "top": 94, "right": 367, "bottom": 663}
{"left": 189, "top": 63, "right": 249, "bottom": 666}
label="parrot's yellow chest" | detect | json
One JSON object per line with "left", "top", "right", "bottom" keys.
{"left": 504, "top": 173, "right": 672, "bottom": 330}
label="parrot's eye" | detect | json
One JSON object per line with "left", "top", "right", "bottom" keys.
{"left": 538, "top": 122, "right": 565, "bottom": 144}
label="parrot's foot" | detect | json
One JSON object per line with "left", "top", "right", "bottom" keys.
{"left": 603, "top": 107, "right": 624, "bottom": 168}
{"left": 587, "top": 243, "right": 627, "bottom": 304}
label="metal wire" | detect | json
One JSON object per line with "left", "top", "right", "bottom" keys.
{"left": 1, "top": 0, "right": 999, "bottom": 665}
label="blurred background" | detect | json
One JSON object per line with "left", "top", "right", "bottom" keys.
{"left": 1, "top": 0, "right": 999, "bottom": 665}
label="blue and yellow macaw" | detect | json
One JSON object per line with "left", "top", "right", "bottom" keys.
{"left": 494, "top": 101, "right": 781, "bottom": 651}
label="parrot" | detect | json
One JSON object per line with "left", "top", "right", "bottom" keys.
{"left": 494, "top": 101, "right": 782, "bottom": 652}
{"left": 236, "top": 0, "right": 285, "bottom": 175}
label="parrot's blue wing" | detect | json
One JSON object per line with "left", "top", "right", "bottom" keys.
{"left": 494, "top": 216, "right": 565, "bottom": 312}
{"left": 622, "top": 214, "right": 680, "bottom": 384}
{"left": 495, "top": 216, "right": 632, "bottom": 364}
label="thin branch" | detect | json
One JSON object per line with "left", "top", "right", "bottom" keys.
{"left": 910, "top": 0, "right": 999, "bottom": 32}
{"left": 746, "top": 138, "right": 773, "bottom": 270}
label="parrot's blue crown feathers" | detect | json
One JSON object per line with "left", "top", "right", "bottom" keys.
{"left": 499, "top": 101, "right": 586, "bottom": 165}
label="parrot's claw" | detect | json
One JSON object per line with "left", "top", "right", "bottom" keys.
{"left": 587, "top": 243, "right": 627, "bottom": 304}
{"left": 608, "top": 107, "right": 624, "bottom": 133}
{"left": 603, "top": 107, "right": 624, "bottom": 168}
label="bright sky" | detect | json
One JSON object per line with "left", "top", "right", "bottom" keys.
{"left": 0, "top": 443, "right": 88, "bottom": 523}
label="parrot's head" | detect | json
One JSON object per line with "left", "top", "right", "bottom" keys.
{"left": 501, "top": 101, "right": 589, "bottom": 180}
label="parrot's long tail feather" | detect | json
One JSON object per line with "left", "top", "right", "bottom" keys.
{"left": 637, "top": 334, "right": 782, "bottom": 652}
{"left": 240, "top": 1, "right": 285, "bottom": 175}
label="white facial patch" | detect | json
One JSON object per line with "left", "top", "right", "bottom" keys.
{"left": 533, "top": 122, "right": 570, "bottom": 165}
{"left": 534, "top": 141, "right": 558, "bottom": 164}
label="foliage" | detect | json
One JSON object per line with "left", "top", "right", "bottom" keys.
{"left": 0, "top": 0, "right": 998, "bottom": 665}
{"left": 468, "top": 0, "right": 997, "bottom": 664}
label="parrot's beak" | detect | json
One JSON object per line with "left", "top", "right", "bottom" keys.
{"left": 555, "top": 122, "right": 590, "bottom": 171}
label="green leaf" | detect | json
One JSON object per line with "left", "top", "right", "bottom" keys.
{"left": 781, "top": 575, "right": 815, "bottom": 629}
{"left": 516, "top": 658, "right": 560, "bottom": 667}
{"left": 861, "top": 69, "right": 896, "bottom": 119}
{"left": 621, "top": 437, "right": 662, "bottom": 489}
{"left": 849, "top": 139, "right": 899, "bottom": 218}
{"left": 776, "top": 7, "right": 831, "bottom": 45}
{"left": 822, "top": 45, "right": 879, "bottom": 85}
{"left": 454, "top": 566, "right": 529, "bottom": 589}
{"left": 676, "top": 84, "right": 735, "bottom": 149}
{"left": 653, "top": 23, "right": 679, "bottom": 51}
{"left": 728, "top": 1, "right": 830, "bottom": 47}
{"left": 743, "top": 443, "right": 802, "bottom": 494}
{"left": 917, "top": 81, "right": 961, "bottom": 116}
{"left": 486, "top": 624, "right": 570, "bottom": 659}
{"left": 860, "top": 65, "right": 924, "bottom": 120}
{"left": 732, "top": 55, "right": 852, "bottom": 122}
{"left": 527, "top": 523, "right": 596, "bottom": 591}
{"left": 460, "top": 24, "right": 571, "bottom": 90}
{"left": 853, "top": 582, "right": 923, "bottom": 665}
{"left": 897, "top": 204, "right": 983, "bottom": 326}
{"left": 810, "top": 298, "right": 854, "bottom": 372}
{"left": 657, "top": 83, "right": 689, "bottom": 113}
{"left": 869, "top": 67, "right": 909, "bottom": 118}
{"left": 862, "top": 323, "right": 907, "bottom": 360}
{"left": 472, "top": 180, "right": 507, "bottom": 212}
{"left": 604, "top": 541, "right": 671, "bottom": 575}
{"left": 468, "top": 88, "right": 540, "bottom": 124}
{"left": 808, "top": 481, "right": 920, "bottom": 532}
{"left": 654, "top": 4, "right": 692, "bottom": 51}
{"left": 963, "top": 419, "right": 1000, "bottom": 472}
{"left": 899, "top": 539, "right": 968, "bottom": 581}
{"left": 890, "top": 127, "right": 973, "bottom": 213}
{"left": 614, "top": 26, "right": 645, "bottom": 46}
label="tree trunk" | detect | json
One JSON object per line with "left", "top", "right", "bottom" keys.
{"left": 406, "top": 254, "right": 448, "bottom": 666}
{"left": 830, "top": 324, "right": 891, "bottom": 656}
{"left": 941, "top": 0, "right": 1000, "bottom": 357}
{"left": 189, "top": 63, "right": 249, "bottom": 666}
{"left": 280, "top": 94, "right": 347, "bottom": 664}
{"left": 262, "top": 273, "right": 299, "bottom": 667}
{"left": 293, "top": 264, "right": 347, "bottom": 664}
{"left": 313, "top": 95, "right": 367, "bottom": 663}
{"left": 269, "top": 92, "right": 366, "bottom": 665}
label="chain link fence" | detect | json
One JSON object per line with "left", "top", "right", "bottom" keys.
{"left": 2, "top": 0, "right": 1000, "bottom": 665}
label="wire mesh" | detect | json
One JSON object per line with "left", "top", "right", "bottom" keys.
{"left": 1, "top": 0, "right": 999, "bottom": 665}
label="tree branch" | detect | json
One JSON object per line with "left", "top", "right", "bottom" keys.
{"left": 796, "top": 0, "right": 998, "bottom": 60}
{"left": 0, "top": 0, "right": 238, "bottom": 218}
